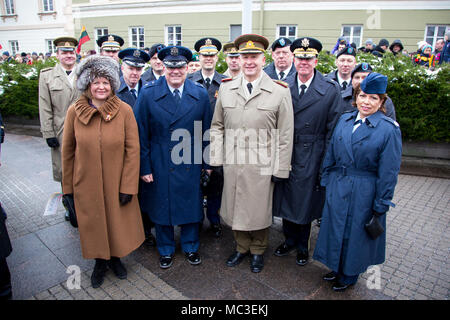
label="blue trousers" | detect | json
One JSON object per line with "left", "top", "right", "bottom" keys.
{"left": 155, "top": 223, "right": 199, "bottom": 256}
{"left": 206, "top": 194, "right": 221, "bottom": 225}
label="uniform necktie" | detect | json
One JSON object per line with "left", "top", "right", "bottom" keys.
{"left": 173, "top": 89, "right": 181, "bottom": 104}
{"left": 130, "top": 88, "right": 137, "bottom": 99}
{"left": 205, "top": 78, "right": 211, "bottom": 89}
{"left": 279, "top": 71, "right": 285, "bottom": 80}
{"left": 66, "top": 70, "right": 72, "bottom": 76}
{"left": 352, "top": 119, "right": 362, "bottom": 133}
{"left": 299, "top": 84, "right": 307, "bottom": 99}
{"left": 247, "top": 82, "right": 253, "bottom": 94}
{"left": 342, "top": 81, "right": 347, "bottom": 90}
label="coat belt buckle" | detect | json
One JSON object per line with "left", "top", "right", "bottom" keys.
{"left": 340, "top": 166, "right": 347, "bottom": 176}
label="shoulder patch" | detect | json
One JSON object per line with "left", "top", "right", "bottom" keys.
{"left": 40, "top": 67, "right": 53, "bottom": 73}
{"left": 221, "top": 78, "right": 233, "bottom": 83}
{"left": 274, "top": 79, "right": 288, "bottom": 88}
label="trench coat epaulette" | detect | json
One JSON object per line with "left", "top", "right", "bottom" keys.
{"left": 382, "top": 116, "right": 400, "bottom": 128}
{"left": 273, "top": 79, "right": 288, "bottom": 88}
{"left": 143, "top": 80, "right": 156, "bottom": 89}
{"left": 193, "top": 82, "right": 204, "bottom": 88}
{"left": 221, "top": 77, "right": 233, "bottom": 83}
{"left": 40, "top": 67, "right": 53, "bottom": 73}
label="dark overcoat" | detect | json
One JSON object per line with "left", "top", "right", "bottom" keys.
{"left": 273, "top": 70, "right": 343, "bottom": 224}
{"left": 141, "top": 67, "right": 158, "bottom": 83}
{"left": 134, "top": 77, "right": 211, "bottom": 226}
{"left": 187, "top": 70, "right": 225, "bottom": 114}
{"left": 0, "top": 113, "right": 12, "bottom": 259}
{"left": 313, "top": 110, "right": 402, "bottom": 275}
{"left": 263, "top": 62, "right": 296, "bottom": 80}
{"left": 116, "top": 77, "right": 146, "bottom": 109}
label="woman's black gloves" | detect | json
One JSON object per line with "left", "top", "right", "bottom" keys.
{"left": 119, "top": 193, "right": 132, "bottom": 206}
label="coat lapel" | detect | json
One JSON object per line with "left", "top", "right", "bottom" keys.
{"left": 56, "top": 63, "right": 75, "bottom": 92}
{"left": 247, "top": 73, "right": 273, "bottom": 103}
{"left": 342, "top": 111, "right": 357, "bottom": 162}
{"left": 351, "top": 111, "right": 383, "bottom": 145}
{"left": 171, "top": 79, "right": 199, "bottom": 124}
{"left": 154, "top": 78, "right": 176, "bottom": 115}
{"left": 291, "top": 70, "right": 326, "bottom": 114}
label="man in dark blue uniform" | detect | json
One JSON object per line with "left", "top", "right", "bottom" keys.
{"left": 187, "top": 37, "right": 225, "bottom": 238}
{"left": 141, "top": 43, "right": 166, "bottom": 82}
{"left": 272, "top": 37, "right": 343, "bottom": 266}
{"left": 263, "top": 37, "right": 296, "bottom": 81}
{"left": 325, "top": 46, "right": 357, "bottom": 91}
{"left": 134, "top": 46, "right": 211, "bottom": 269}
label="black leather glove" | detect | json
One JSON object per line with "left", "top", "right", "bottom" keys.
{"left": 0, "top": 126, "right": 4, "bottom": 144}
{"left": 119, "top": 193, "right": 132, "bottom": 206}
{"left": 372, "top": 210, "right": 385, "bottom": 217}
{"left": 271, "top": 176, "right": 288, "bottom": 183}
{"left": 46, "top": 137, "right": 60, "bottom": 148}
{"left": 62, "top": 194, "right": 77, "bottom": 228}
{"left": 211, "top": 166, "right": 223, "bottom": 176}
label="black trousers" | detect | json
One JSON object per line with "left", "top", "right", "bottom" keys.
{"left": 0, "top": 258, "right": 11, "bottom": 300}
{"left": 282, "top": 219, "right": 311, "bottom": 253}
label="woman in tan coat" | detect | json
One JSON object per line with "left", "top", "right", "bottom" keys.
{"left": 62, "top": 55, "right": 144, "bottom": 288}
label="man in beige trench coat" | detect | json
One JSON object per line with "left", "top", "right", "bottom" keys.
{"left": 210, "top": 34, "right": 294, "bottom": 273}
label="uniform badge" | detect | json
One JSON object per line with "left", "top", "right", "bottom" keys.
{"left": 64, "top": 42, "right": 70, "bottom": 47}
{"left": 362, "top": 63, "right": 369, "bottom": 71}
{"left": 301, "top": 38, "right": 310, "bottom": 48}
{"left": 133, "top": 49, "right": 140, "bottom": 57}
{"left": 171, "top": 47, "right": 178, "bottom": 56}
{"left": 279, "top": 38, "right": 285, "bottom": 46}
{"left": 205, "top": 39, "right": 212, "bottom": 45}
{"left": 108, "top": 35, "right": 115, "bottom": 41}
{"left": 214, "top": 90, "right": 218, "bottom": 98}
{"left": 246, "top": 41, "right": 255, "bottom": 48}
{"left": 348, "top": 47, "right": 353, "bottom": 54}
{"left": 106, "top": 113, "right": 112, "bottom": 121}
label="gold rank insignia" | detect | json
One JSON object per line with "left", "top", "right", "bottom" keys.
{"left": 246, "top": 41, "right": 256, "bottom": 48}
{"left": 214, "top": 90, "right": 218, "bottom": 98}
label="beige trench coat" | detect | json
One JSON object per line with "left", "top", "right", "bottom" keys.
{"left": 39, "top": 63, "right": 80, "bottom": 181}
{"left": 210, "top": 73, "right": 294, "bottom": 231}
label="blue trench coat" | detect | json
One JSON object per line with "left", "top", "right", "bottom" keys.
{"left": 133, "top": 77, "right": 211, "bottom": 226}
{"left": 313, "top": 110, "right": 402, "bottom": 275}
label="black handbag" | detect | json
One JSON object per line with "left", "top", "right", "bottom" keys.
{"left": 364, "top": 215, "right": 384, "bottom": 240}
{"left": 62, "top": 194, "right": 78, "bottom": 228}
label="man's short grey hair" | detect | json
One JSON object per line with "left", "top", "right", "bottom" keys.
{"left": 75, "top": 55, "right": 120, "bottom": 93}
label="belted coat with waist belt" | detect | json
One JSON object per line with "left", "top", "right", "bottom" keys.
{"left": 273, "top": 70, "right": 343, "bottom": 225}
{"left": 313, "top": 110, "right": 402, "bottom": 275}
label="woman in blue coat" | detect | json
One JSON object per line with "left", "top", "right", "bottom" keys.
{"left": 313, "top": 73, "right": 402, "bottom": 292}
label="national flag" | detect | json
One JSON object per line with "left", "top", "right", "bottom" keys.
{"left": 76, "top": 26, "right": 90, "bottom": 54}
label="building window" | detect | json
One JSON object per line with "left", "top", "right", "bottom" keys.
{"left": 9, "top": 40, "right": 19, "bottom": 56}
{"left": 277, "top": 25, "right": 297, "bottom": 42}
{"left": 230, "top": 25, "right": 242, "bottom": 42}
{"left": 130, "top": 26, "right": 145, "bottom": 49}
{"left": 341, "top": 25, "right": 363, "bottom": 48}
{"left": 166, "top": 25, "right": 182, "bottom": 46}
{"left": 42, "top": 0, "right": 54, "bottom": 12}
{"left": 46, "top": 39, "right": 56, "bottom": 54}
{"left": 4, "top": 0, "right": 14, "bottom": 15}
{"left": 95, "top": 27, "right": 108, "bottom": 52}
{"left": 425, "top": 25, "right": 449, "bottom": 50}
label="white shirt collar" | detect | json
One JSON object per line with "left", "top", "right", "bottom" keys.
{"left": 297, "top": 73, "right": 314, "bottom": 92}
{"left": 201, "top": 71, "right": 215, "bottom": 83}
{"left": 242, "top": 72, "right": 263, "bottom": 98}
{"left": 355, "top": 112, "right": 366, "bottom": 123}
{"left": 127, "top": 82, "right": 139, "bottom": 93}
{"left": 337, "top": 73, "right": 351, "bottom": 87}
{"left": 153, "top": 70, "right": 161, "bottom": 80}
{"left": 276, "top": 64, "right": 292, "bottom": 79}
{"left": 167, "top": 83, "right": 184, "bottom": 97}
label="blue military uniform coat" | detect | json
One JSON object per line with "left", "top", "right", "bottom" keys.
{"left": 313, "top": 110, "right": 402, "bottom": 275}
{"left": 272, "top": 70, "right": 343, "bottom": 224}
{"left": 263, "top": 62, "right": 296, "bottom": 80}
{"left": 133, "top": 77, "right": 211, "bottom": 226}
{"left": 141, "top": 67, "right": 158, "bottom": 83}
{"left": 116, "top": 77, "right": 146, "bottom": 109}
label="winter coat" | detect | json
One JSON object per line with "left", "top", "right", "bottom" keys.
{"left": 313, "top": 110, "right": 402, "bottom": 275}
{"left": 141, "top": 67, "right": 158, "bottom": 83}
{"left": 39, "top": 63, "right": 80, "bottom": 181}
{"left": 439, "top": 40, "right": 450, "bottom": 64}
{"left": 116, "top": 77, "right": 146, "bottom": 109}
{"left": 134, "top": 77, "right": 212, "bottom": 226}
{"left": 273, "top": 70, "right": 342, "bottom": 224}
{"left": 210, "top": 73, "right": 294, "bottom": 231}
{"left": 263, "top": 62, "right": 296, "bottom": 81}
{"left": 413, "top": 52, "right": 436, "bottom": 68}
{"left": 62, "top": 95, "right": 144, "bottom": 260}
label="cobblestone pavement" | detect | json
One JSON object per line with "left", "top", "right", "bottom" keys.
{"left": 0, "top": 133, "right": 448, "bottom": 300}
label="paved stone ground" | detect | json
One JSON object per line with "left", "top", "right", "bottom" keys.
{"left": 0, "top": 133, "right": 448, "bottom": 300}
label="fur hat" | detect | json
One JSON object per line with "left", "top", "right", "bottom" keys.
{"left": 76, "top": 55, "right": 120, "bottom": 93}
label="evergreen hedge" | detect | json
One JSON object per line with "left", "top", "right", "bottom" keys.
{"left": 0, "top": 53, "right": 449, "bottom": 142}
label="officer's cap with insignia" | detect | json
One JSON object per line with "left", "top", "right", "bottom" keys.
{"left": 118, "top": 48, "right": 150, "bottom": 68}
{"left": 97, "top": 34, "right": 124, "bottom": 52}
{"left": 222, "top": 42, "right": 240, "bottom": 57}
{"left": 336, "top": 46, "right": 356, "bottom": 59}
{"left": 360, "top": 72, "right": 388, "bottom": 94}
{"left": 194, "top": 38, "right": 222, "bottom": 56}
{"left": 149, "top": 43, "right": 166, "bottom": 58}
{"left": 351, "top": 62, "right": 373, "bottom": 79}
{"left": 158, "top": 46, "right": 192, "bottom": 68}
{"left": 53, "top": 37, "right": 78, "bottom": 52}
{"left": 234, "top": 34, "right": 269, "bottom": 54}
{"left": 290, "top": 37, "right": 322, "bottom": 59}
{"left": 271, "top": 37, "right": 292, "bottom": 51}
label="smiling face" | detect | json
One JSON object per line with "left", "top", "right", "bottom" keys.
{"left": 199, "top": 54, "right": 218, "bottom": 72}
{"left": 165, "top": 65, "right": 188, "bottom": 88}
{"left": 150, "top": 53, "right": 165, "bottom": 74}
{"left": 356, "top": 90, "right": 383, "bottom": 118}
{"left": 56, "top": 49, "right": 76, "bottom": 69}
{"left": 90, "top": 77, "right": 112, "bottom": 102}
{"left": 294, "top": 56, "right": 318, "bottom": 82}
{"left": 240, "top": 53, "right": 265, "bottom": 82}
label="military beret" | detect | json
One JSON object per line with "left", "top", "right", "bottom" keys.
{"left": 118, "top": 48, "right": 150, "bottom": 68}
{"left": 271, "top": 37, "right": 292, "bottom": 51}
{"left": 360, "top": 72, "right": 388, "bottom": 94}
{"left": 290, "top": 37, "right": 322, "bottom": 58}
{"left": 194, "top": 38, "right": 222, "bottom": 55}
{"left": 351, "top": 63, "right": 373, "bottom": 79}
{"left": 336, "top": 46, "right": 356, "bottom": 58}
{"left": 53, "top": 36, "right": 78, "bottom": 52}
{"left": 149, "top": 43, "right": 166, "bottom": 58}
{"left": 234, "top": 34, "right": 269, "bottom": 54}
{"left": 97, "top": 34, "right": 124, "bottom": 52}
{"left": 158, "top": 46, "right": 192, "bottom": 68}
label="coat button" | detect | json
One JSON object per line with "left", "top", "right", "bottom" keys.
{"left": 305, "top": 123, "right": 310, "bottom": 128}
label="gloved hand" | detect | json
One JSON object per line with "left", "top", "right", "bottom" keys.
{"left": 372, "top": 210, "right": 385, "bottom": 217}
{"left": 271, "top": 176, "right": 288, "bottom": 183}
{"left": 211, "top": 166, "right": 223, "bottom": 176}
{"left": 119, "top": 193, "right": 132, "bottom": 206}
{"left": 46, "top": 137, "right": 60, "bottom": 148}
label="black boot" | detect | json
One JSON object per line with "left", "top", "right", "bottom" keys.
{"left": 91, "top": 259, "right": 108, "bottom": 288}
{"left": 109, "top": 257, "right": 127, "bottom": 279}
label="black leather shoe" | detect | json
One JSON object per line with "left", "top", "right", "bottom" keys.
{"left": 144, "top": 233, "right": 156, "bottom": 247}
{"left": 91, "top": 259, "right": 108, "bottom": 288}
{"left": 226, "top": 251, "right": 248, "bottom": 267}
{"left": 332, "top": 280, "right": 353, "bottom": 292}
{"left": 250, "top": 254, "right": 264, "bottom": 273}
{"left": 211, "top": 224, "right": 222, "bottom": 238}
{"left": 274, "top": 242, "right": 296, "bottom": 257}
{"left": 159, "top": 255, "right": 173, "bottom": 269}
{"left": 108, "top": 257, "right": 127, "bottom": 279}
{"left": 323, "top": 271, "right": 337, "bottom": 281}
{"left": 296, "top": 251, "right": 309, "bottom": 266}
{"left": 64, "top": 210, "right": 70, "bottom": 221}
{"left": 185, "top": 252, "right": 202, "bottom": 265}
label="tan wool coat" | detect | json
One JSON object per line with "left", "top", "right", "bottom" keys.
{"left": 210, "top": 73, "right": 294, "bottom": 231}
{"left": 62, "top": 95, "right": 145, "bottom": 260}
{"left": 39, "top": 63, "right": 80, "bottom": 182}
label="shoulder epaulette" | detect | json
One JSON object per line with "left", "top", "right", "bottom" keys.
{"left": 194, "top": 82, "right": 204, "bottom": 87}
{"left": 40, "top": 67, "right": 53, "bottom": 73}
{"left": 144, "top": 80, "right": 156, "bottom": 88}
{"left": 221, "top": 78, "right": 233, "bottom": 83}
{"left": 274, "top": 79, "right": 288, "bottom": 88}
{"left": 382, "top": 117, "right": 400, "bottom": 128}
